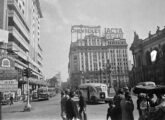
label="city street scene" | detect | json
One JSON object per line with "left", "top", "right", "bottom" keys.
{"left": 0, "top": 0, "right": 165, "bottom": 120}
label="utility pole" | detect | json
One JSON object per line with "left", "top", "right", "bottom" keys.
{"left": 80, "top": 71, "right": 84, "bottom": 84}
{"left": 24, "top": 55, "right": 32, "bottom": 112}
{"left": 106, "top": 60, "right": 111, "bottom": 87}
{"left": 99, "top": 61, "right": 102, "bottom": 83}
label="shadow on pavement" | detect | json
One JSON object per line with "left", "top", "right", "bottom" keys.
{"left": 87, "top": 102, "right": 106, "bottom": 105}
{"left": 2, "top": 109, "right": 24, "bottom": 113}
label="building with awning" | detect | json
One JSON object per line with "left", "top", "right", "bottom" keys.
{"left": 0, "top": 0, "right": 44, "bottom": 97}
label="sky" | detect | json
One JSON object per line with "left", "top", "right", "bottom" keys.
{"left": 39, "top": 0, "right": 165, "bottom": 82}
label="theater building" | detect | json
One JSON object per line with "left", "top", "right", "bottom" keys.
{"left": 130, "top": 26, "right": 165, "bottom": 87}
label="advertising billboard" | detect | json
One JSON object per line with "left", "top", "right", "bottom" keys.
{"left": 0, "top": 79, "right": 18, "bottom": 92}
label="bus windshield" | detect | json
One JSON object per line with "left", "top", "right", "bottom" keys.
{"left": 95, "top": 86, "right": 102, "bottom": 92}
{"left": 38, "top": 88, "right": 48, "bottom": 93}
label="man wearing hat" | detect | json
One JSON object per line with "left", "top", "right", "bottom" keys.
{"left": 65, "top": 91, "right": 79, "bottom": 120}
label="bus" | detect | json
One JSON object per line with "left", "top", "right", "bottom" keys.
{"left": 48, "top": 87, "right": 56, "bottom": 98}
{"left": 37, "top": 87, "right": 49, "bottom": 100}
{"left": 79, "top": 83, "right": 109, "bottom": 103}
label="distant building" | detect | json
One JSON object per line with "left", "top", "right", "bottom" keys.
{"left": 128, "top": 60, "right": 133, "bottom": 71}
{"left": 0, "top": 0, "right": 44, "bottom": 95}
{"left": 55, "top": 72, "right": 61, "bottom": 86}
{"left": 47, "top": 77, "right": 57, "bottom": 87}
{"left": 68, "top": 25, "right": 129, "bottom": 88}
{"left": 61, "top": 82, "right": 69, "bottom": 90}
{"left": 130, "top": 26, "right": 165, "bottom": 87}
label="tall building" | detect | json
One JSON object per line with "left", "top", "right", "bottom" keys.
{"left": 68, "top": 25, "right": 129, "bottom": 88}
{"left": 0, "top": 0, "right": 44, "bottom": 95}
{"left": 130, "top": 26, "right": 165, "bottom": 87}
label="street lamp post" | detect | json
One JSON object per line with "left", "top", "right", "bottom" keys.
{"left": 99, "top": 68, "right": 102, "bottom": 83}
{"left": 106, "top": 60, "right": 111, "bottom": 85}
{"left": 118, "top": 66, "right": 121, "bottom": 88}
{"left": 80, "top": 71, "right": 84, "bottom": 84}
{"left": 106, "top": 60, "right": 112, "bottom": 94}
{"left": 24, "top": 56, "right": 31, "bottom": 112}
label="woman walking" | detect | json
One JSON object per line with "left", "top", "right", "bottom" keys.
{"left": 120, "top": 92, "right": 134, "bottom": 120}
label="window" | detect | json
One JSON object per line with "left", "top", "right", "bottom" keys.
{"left": 2, "top": 58, "right": 10, "bottom": 67}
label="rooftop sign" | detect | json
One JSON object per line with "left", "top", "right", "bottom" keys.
{"left": 104, "top": 28, "right": 123, "bottom": 39}
{"left": 71, "top": 25, "right": 101, "bottom": 34}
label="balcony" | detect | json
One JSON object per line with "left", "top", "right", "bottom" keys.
{"left": 38, "top": 44, "right": 43, "bottom": 51}
{"left": 8, "top": 26, "right": 29, "bottom": 51}
{"left": 28, "top": 59, "right": 43, "bottom": 77}
{"left": 28, "top": 57, "right": 40, "bottom": 70}
{"left": 38, "top": 44, "right": 43, "bottom": 56}
{"left": 37, "top": 54, "right": 42, "bottom": 62}
{"left": 8, "top": 10, "right": 30, "bottom": 43}
{"left": 7, "top": 42, "right": 27, "bottom": 61}
{"left": 7, "top": 0, "right": 30, "bottom": 31}
{"left": 38, "top": 50, "right": 43, "bottom": 59}
{"left": 38, "top": 60, "right": 43, "bottom": 70}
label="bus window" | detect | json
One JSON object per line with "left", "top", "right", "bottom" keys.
{"left": 38, "top": 87, "right": 49, "bottom": 100}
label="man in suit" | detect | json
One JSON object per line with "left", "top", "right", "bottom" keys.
{"left": 65, "top": 91, "right": 79, "bottom": 120}
{"left": 79, "top": 91, "right": 87, "bottom": 120}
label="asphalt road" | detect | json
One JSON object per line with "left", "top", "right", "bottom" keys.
{"left": 2, "top": 94, "right": 139, "bottom": 120}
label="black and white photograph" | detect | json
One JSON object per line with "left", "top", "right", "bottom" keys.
{"left": 0, "top": 0, "right": 165, "bottom": 120}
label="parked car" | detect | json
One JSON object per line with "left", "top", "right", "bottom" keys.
{"left": 1, "top": 98, "right": 10, "bottom": 105}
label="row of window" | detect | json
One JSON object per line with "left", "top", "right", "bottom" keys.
{"left": 79, "top": 49, "right": 127, "bottom": 54}
{"left": 80, "top": 62, "right": 128, "bottom": 71}
{"left": 78, "top": 39, "right": 126, "bottom": 46}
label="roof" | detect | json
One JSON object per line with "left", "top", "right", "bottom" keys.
{"left": 79, "top": 83, "right": 107, "bottom": 87}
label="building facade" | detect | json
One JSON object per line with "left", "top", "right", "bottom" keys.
{"left": 68, "top": 25, "right": 129, "bottom": 88}
{"left": 130, "top": 26, "right": 165, "bottom": 87}
{"left": 0, "top": 0, "right": 44, "bottom": 96}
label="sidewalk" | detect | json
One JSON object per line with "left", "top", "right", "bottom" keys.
{"left": 2, "top": 101, "right": 27, "bottom": 113}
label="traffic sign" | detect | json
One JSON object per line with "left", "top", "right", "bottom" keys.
{"left": 0, "top": 79, "right": 18, "bottom": 92}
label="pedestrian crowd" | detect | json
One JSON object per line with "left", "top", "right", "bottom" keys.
{"left": 136, "top": 92, "right": 165, "bottom": 120}
{"left": 107, "top": 87, "right": 134, "bottom": 120}
{"left": 60, "top": 89, "right": 86, "bottom": 120}
{"left": 60, "top": 87, "right": 165, "bottom": 120}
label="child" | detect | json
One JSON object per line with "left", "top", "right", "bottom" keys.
{"left": 107, "top": 99, "right": 116, "bottom": 120}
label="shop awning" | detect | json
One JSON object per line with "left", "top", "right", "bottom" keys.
{"left": 19, "top": 78, "right": 47, "bottom": 86}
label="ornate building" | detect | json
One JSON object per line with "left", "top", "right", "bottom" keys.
{"left": 130, "top": 26, "right": 165, "bottom": 87}
{"left": 68, "top": 25, "right": 129, "bottom": 88}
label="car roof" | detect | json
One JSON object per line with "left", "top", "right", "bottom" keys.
{"left": 79, "top": 83, "right": 107, "bottom": 87}
{"left": 137, "top": 81, "right": 156, "bottom": 86}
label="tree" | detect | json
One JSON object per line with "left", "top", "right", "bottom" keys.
{"left": 47, "top": 76, "right": 58, "bottom": 87}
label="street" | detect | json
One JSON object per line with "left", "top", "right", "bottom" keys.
{"left": 2, "top": 94, "right": 139, "bottom": 120}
